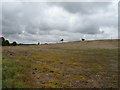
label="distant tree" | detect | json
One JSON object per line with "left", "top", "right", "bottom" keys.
{"left": 1, "top": 37, "right": 10, "bottom": 46}
{"left": 4, "top": 40, "right": 10, "bottom": 46}
{"left": 0, "top": 37, "right": 3, "bottom": 46}
{"left": 1, "top": 37, "right": 5, "bottom": 46}
{"left": 82, "top": 38, "right": 85, "bottom": 41}
{"left": 11, "top": 41, "right": 17, "bottom": 46}
{"left": 60, "top": 39, "right": 64, "bottom": 43}
{"left": 1, "top": 37, "right": 5, "bottom": 42}
{"left": 0, "top": 37, "right": 18, "bottom": 46}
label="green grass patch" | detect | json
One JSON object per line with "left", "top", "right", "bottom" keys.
{"left": 2, "top": 53, "right": 33, "bottom": 88}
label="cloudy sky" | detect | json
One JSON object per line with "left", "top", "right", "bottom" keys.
{"left": 1, "top": 0, "right": 118, "bottom": 44}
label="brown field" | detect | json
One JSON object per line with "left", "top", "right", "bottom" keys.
{"left": 2, "top": 39, "right": 119, "bottom": 88}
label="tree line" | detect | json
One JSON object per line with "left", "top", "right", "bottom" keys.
{"left": 0, "top": 37, "right": 85, "bottom": 46}
{"left": 0, "top": 37, "right": 17, "bottom": 46}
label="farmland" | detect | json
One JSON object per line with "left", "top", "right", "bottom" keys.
{"left": 2, "top": 39, "right": 119, "bottom": 88}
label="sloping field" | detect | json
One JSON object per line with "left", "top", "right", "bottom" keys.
{"left": 2, "top": 39, "right": 119, "bottom": 88}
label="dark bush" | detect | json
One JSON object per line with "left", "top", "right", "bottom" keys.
{"left": 4, "top": 40, "right": 10, "bottom": 46}
{"left": 11, "top": 41, "right": 17, "bottom": 46}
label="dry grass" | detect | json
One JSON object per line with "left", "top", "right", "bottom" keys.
{"left": 2, "top": 39, "right": 119, "bottom": 88}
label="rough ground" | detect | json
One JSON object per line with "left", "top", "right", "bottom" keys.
{"left": 2, "top": 39, "right": 119, "bottom": 88}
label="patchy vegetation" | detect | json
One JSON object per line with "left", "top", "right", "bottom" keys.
{"left": 2, "top": 39, "right": 119, "bottom": 88}
{"left": 2, "top": 54, "right": 33, "bottom": 88}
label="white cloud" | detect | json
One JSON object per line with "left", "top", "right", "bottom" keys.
{"left": 1, "top": 2, "right": 118, "bottom": 43}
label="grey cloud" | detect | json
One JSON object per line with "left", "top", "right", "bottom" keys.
{"left": 80, "top": 25, "right": 101, "bottom": 34}
{"left": 49, "top": 2, "right": 111, "bottom": 14}
{"left": 1, "top": 2, "right": 118, "bottom": 43}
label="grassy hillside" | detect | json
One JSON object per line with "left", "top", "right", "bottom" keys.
{"left": 2, "top": 39, "right": 119, "bottom": 88}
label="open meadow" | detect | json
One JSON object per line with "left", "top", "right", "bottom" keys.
{"left": 2, "top": 39, "right": 119, "bottom": 88}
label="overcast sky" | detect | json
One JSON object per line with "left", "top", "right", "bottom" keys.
{"left": 1, "top": 1, "right": 118, "bottom": 44}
